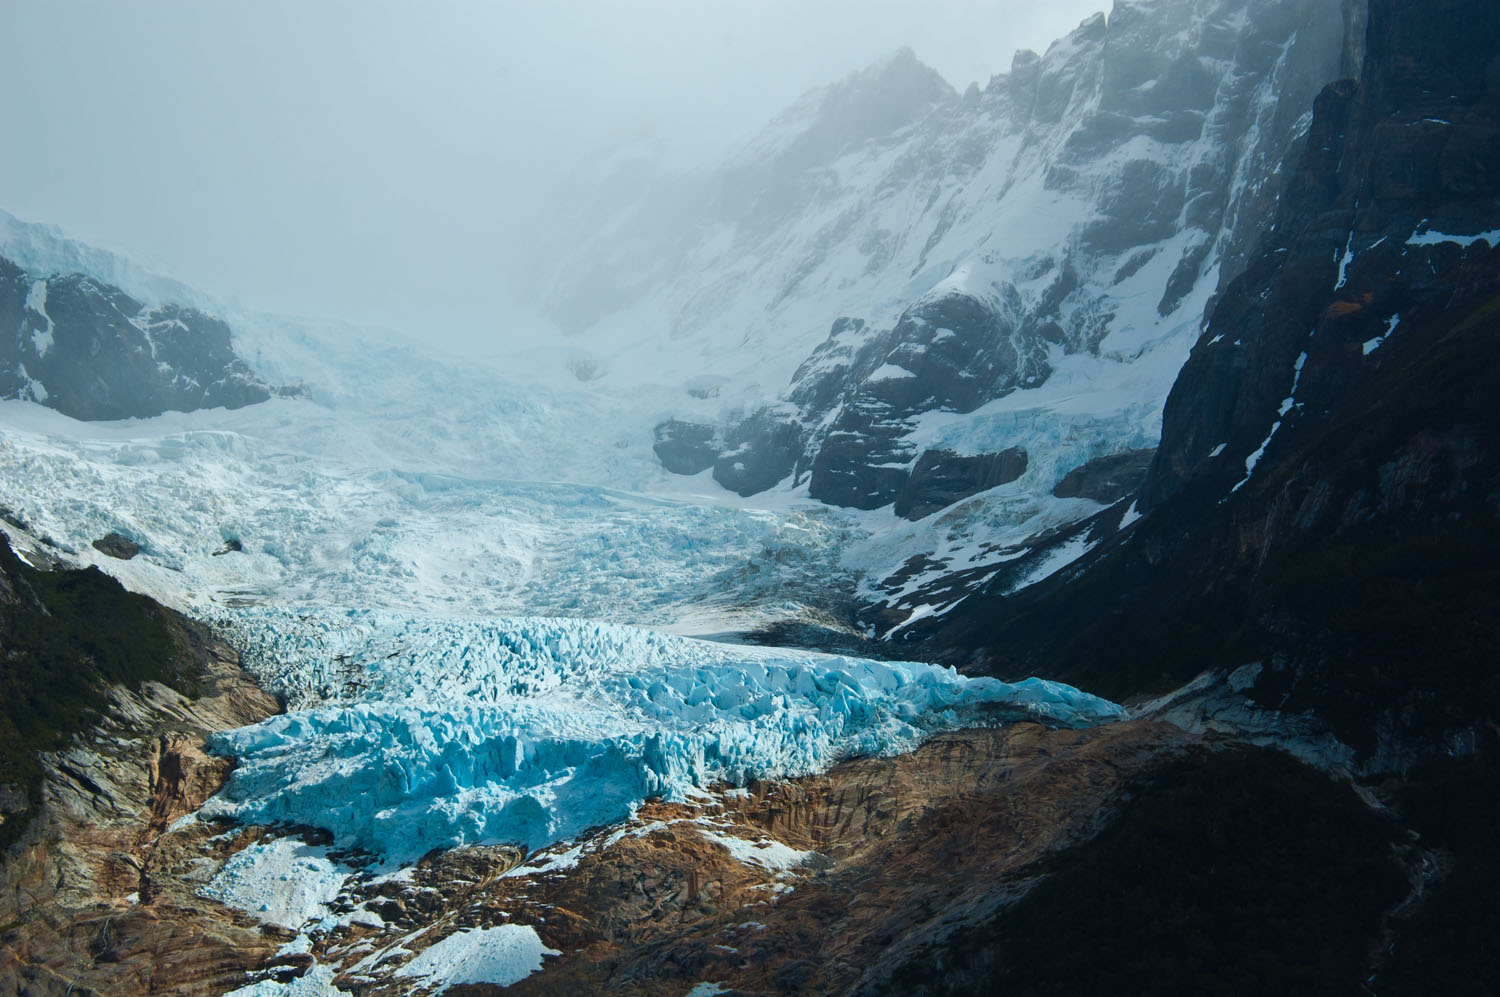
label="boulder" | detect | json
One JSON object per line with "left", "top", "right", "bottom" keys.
{"left": 1052, "top": 449, "right": 1156, "bottom": 504}
{"left": 895, "top": 448, "right": 1030, "bottom": 520}
{"left": 651, "top": 420, "right": 718, "bottom": 476}
{"left": 92, "top": 532, "right": 139, "bottom": 560}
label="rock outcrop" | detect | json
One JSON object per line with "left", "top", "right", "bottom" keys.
{"left": 0, "top": 254, "right": 281, "bottom": 421}
{"left": 895, "top": 447, "right": 1029, "bottom": 520}
{"left": 1051, "top": 448, "right": 1155, "bottom": 503}
{"left": 91, "top": 532, "right": 140, "bottom": 560}
{"left": 0, "top": 534, "right": 283, "bottom": 996}
{"left": 910, "top": 0, "right": 1500, "bottom": 811}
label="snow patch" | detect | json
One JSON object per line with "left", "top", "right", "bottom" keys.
{"left": 1407, "top": 226, "right": 1500, "bottom": 248}
{"left": 866, "top": 362, "right": 915, "bottom": 382}
{"left": 698, "top": 830, "right": 813, "bottom": 872}
{"left": 25, "top": 280, "right": 55, "bottom": 357}
{"left": 394, "top": 925, "right": 559, "bottom": 993}
{"left": 1005, "top": 536, "right": 1096, "bottom": 594}
{"left": 1333, "top": 233, "right": 1355, "bottom": 290}
{"left": 1231, "top": 351, "right": 1307, "bottom": 493}
{"left": 1364, "top": 313, "right": 1401, "bottom": 355}
{"left": 224, "top": 964, "right": 339, "bottom": 997}
{"left": 200, "top": 837, "right": 350, "bottom": 930}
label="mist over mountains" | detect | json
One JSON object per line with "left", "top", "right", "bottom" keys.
{"left": 1, "top": 0, "right": 1497, "bottom": 992}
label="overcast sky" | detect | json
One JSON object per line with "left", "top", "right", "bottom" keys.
{"left": 0, "top": 0, "right": 1105, "bottom": 342}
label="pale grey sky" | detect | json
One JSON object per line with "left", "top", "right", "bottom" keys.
{"left": 0, "top": 0, "right": 1106, "bottom": 340}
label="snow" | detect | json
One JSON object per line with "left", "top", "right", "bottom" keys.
{"left": 200, "top": 837, "right": 350, "bottom": 930}
{"left": 1407, "top": 226, "right": 1500, "bottom": 248}
{"left": 394, "top": 925, "right": 559, "bottom": 993}
{"left": 698, "top": 830, "right": 813, "bottom": 872}
{"left": 866, "top": 362, "right": 915, "bottom": 382}
{"left": 224, "top": 964, "right": 339, "bottom": 997}
{"left": 1004, "top": 535, "right": 1096, "bottom": 594}
{"left": 1365, "top": 313, "right": 1401, "bottom": 355}
{"left": 202, "top": 612, "right": 1125, "bottom": 862}
{"left": 24, "top": 279, "right": 54, "bottom": 357}
{"left": 1334, "top": 233, "right": 1355, "bottom": 290}
{"left": 1231, "top": 351, "right": 1306, "bottom": 493}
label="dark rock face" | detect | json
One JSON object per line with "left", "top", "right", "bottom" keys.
{"left": 91, "top": 533, "right": 140, "bottom": 560}
{"left": 1052, "top": 449, "right": 1156, "bottom": 503}
{"left": 799, "top": 291, "right": 1050, "bottom": 510}
{"left": 712, "top": 408, "right": 804, "bottom": 497}
{"left": 1139, "top": 0, "right": 1500, "bottom": 511}
{"left": 651, "top": 419, "right": 717, "bottom": 475}
{"left": 0, "top": 255, "right": 277, "bottom": 421}
{"left": 896, "top": 448, "right": 1029, "bottom": 520}
{"left": 920, "top": 0, "right": 1500, "bottom": 776}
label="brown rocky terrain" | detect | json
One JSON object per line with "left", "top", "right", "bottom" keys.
{"left": 0, "top": 614, "right": 282, "bottom": 996}
{"left": 0, "top": 620, "right": 1202, "bottom": 997}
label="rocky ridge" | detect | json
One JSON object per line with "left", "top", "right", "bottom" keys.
{"left": 0, "top": 253, "right": 282, "bottom": 421}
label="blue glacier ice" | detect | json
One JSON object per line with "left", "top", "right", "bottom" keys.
{"left": 203, "top": 610, "right": 1125, "bottom": 862}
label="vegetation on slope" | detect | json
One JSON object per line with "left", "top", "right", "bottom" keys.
{"left": 0, "top": 540, "right": 202, "bottom": 850}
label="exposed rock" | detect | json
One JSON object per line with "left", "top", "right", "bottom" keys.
{"left": 251, "top": 719, "right": 1186, "bottom": 996}
{"left": 895, "top": 448, "right": 1029, "bottom": 520}
{"left": 652, "top": 420, "right": 718, "bottom": 476}
{"left": 619, "top": 0, "right": 1348, "bottom": 520}
{"left": 91, "top": 532, "right": 140, "bottom": 560}
{"left": 918, "top": 0, "right": 1500, "bottom": 778}
{"left": 0, "top": 255, "right": 281, "bottom": 421}
{"left": 712, "top": 408, "right": 803, "bottom": 497}
{"left": 1052, "top": 448, "right": 1156, "bottom": 503}
{"left": 1140, "top": 0, "right": 1500, "bottom": 511}
{"left": 0, "top": 545, "right": 282, "bottom": 996}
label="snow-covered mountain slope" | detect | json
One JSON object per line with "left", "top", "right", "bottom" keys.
{"left": 522, "top": 0, "right": 1351, "bottom": 635}
{"left": 540, "top": 0, "right": 1345, "bottom": 413}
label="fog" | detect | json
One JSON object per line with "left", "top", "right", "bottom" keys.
{"left": 0, "top": 0, "right": 1105, "bottom": 345}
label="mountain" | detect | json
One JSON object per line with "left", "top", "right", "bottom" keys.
{"left": 0, "top": 213, "right": 281, "bottom": 421}
{"left": 536, "top": 0, "right": 1354, "bottom": 636}
{"left": 919, "top": 0, "right": 1500, "bottom": 768}
{"left": 889, "top": 0, "right": 1500, "bottom": 985}
{"left": 4, "top": 0, "right": 1500, "bottom": 991}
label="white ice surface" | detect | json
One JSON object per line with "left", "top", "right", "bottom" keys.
{"left": 223, "top": 965, "right": 339, "bottom": 997}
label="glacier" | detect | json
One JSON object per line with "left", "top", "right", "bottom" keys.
{"left": 201, "top": 610, "right": 1125, "bottom": 862}
{"left": 0, "top": 218, "right": 1134, "bottom": 871}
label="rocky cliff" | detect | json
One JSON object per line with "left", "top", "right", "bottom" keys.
{"left": 0, "top": 523, "right": 284, "bottom": 995}
{"left": 893, "top": 0, "right": 1500, "bottom": 984}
